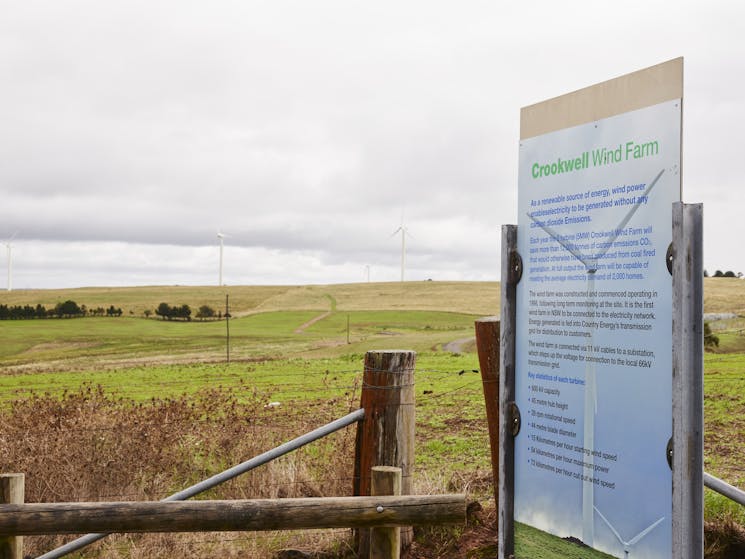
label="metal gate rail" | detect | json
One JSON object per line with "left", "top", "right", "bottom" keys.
{"left": 38, "top": 408, "right": 365, "bottom": 559}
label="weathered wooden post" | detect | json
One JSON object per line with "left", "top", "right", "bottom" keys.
{"left": 354, "top": 350, "right": 416, "bottom": 558}
{"left": 370, "top": 466, "right": 402, "bottom": 559}
{"left": 474, "top": 317, "right": 501, "bottom": 511}
{"left": 0, "top": 474, "right": 24, "bottom": 559}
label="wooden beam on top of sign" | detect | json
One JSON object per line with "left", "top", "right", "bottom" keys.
{"left": 520, "top": 57, "right": 683, "bottom": 140}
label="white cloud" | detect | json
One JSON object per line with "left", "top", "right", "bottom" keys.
{"left": 2, "top": 1, "right": 744, "bottom": 287}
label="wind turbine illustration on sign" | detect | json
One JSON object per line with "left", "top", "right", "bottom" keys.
{"left": 528, "top": 168, "right": 665, "bottom": 548}
{"left": 595, "top": 506, "right": 665, "bottom": 559}
{"left": 2, "top": 232, "right": 17, "bottom": 292}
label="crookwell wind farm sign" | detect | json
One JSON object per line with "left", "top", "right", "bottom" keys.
{"left": 512, "top": 58, "right": 683, "bottom": 559}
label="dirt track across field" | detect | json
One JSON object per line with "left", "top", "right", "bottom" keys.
{"left": 442, "top": 337, "right": 475, "bottom": 353}
{"left": 294, "top": 311, "right": 332, "bottom": 333}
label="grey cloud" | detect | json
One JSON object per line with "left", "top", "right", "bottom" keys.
{"left": 2, "top": 1, "right": 745, "bottom": 287}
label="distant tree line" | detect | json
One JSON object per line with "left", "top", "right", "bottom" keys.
{"left": 155, "top": 302, "right": 192, "bottom": 321}
{"left": 0, "top": 300, "right": 123, "bottom": 320}
{"left": 152, "top": 303, "right": 225, "bottom": 321}
{"left": 704, "top": 270, "right": 743, "bottom": 278}
{"left": 0, "top": 299, "right": 225, "bottom": 322}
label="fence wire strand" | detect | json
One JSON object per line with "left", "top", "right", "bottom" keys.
{"left": 5, "top": 364, "right": 489, "bottom": 559}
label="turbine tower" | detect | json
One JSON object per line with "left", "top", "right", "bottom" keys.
{"left": 217, "top": 231, "right": 226, "bottom": 287}
{"left": 391, "top": 224, "right": 411, "bottom": 282}
{"left": 3, "top": 232, "right": 16, "bottom": 292}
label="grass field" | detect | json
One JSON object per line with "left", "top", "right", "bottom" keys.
{"left": 0, "top": 280, "right": 501, "bottom": 317}
{"left": 1, "top": 279, "right": 745, "bottom": 558}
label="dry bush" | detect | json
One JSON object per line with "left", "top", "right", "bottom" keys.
{"left": 0, "top": 383, "right": 358, "bottom": 558}
{"left": 705, "top": 518, "right": 745, "bottom": 559}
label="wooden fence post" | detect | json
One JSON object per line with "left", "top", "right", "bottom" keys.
{"left": 474, "top": 317, "right": 501, "bottom": 511}
{"left": 370, "top": 467, "right": 402, "bottom": 559}
{"left": 0, "top": 474, "right": 24, "bottom": 559}
{"left": 354, "top": 350, "right": 416, "bottom": 558}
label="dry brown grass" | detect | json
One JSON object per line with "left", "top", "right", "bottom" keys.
{"left": 0, "top": 384, "right": 361, "bottom": 558}
{"left": 704, "top": 278, "right": 745, "bottom": 315}
{"left": 0, "top": 285, "right": 293, "bottom": 318}
{"left": 0, "top": 281, "right": 502, "bottom": 318}
{"left": 255, "top": 282, "right": 501, "bottom": 316}
{"left": 705, "top": 518, "right": 745, "bottom": 559}
{"left": 2, "top": 278, "right": 743, "bottom": 319}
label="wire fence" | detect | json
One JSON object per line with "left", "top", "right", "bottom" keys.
{"left": 0, "top": 365, "right": 488, "bottom": 558}
{"left": 5, "top": 355, "right": 744, "bottom": 557}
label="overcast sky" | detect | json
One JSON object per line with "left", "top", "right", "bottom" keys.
{"left": 1, "top": 1, "right": 743, "bottom": 289}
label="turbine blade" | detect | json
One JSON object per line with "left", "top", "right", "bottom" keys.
{"left": 628, "top": 516, "right": 665, "bottom": 546}
{"left": 527, "top": 211, "right": 593, "bottom": 270}
{"left": 593, "top": 168, "right": 664, "bottom": 261}
{"left": 391, "top": 227, "right": 402, "bottom": 237}
{"left": 594, "top": 506, "right": 626, "bottom": 546}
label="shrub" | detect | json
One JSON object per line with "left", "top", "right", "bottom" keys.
{"left": 704, "top": 322, "right": 720, "bottom": 348}
{"left": 0, "top": 384, "right": 357, "bottom": 557}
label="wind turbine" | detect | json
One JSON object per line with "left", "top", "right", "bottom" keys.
{"left": 217, "top": 231, "right": 228, "bottom": 287}
{"left": 391, "top": 224, "right": 411, "bottom": 282}
{"left": 2, "top": 232, "right": 17, "bottom": 292}
{"left": 594, "top": 506, "right": 665, "bottom": 559}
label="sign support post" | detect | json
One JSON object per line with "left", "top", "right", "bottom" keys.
{"left": 671, "top": 202, "right": 704, "bottom": 558}
{"left": 496, "top": 58, "right": 703, "bottom": 559}
{"left": 499, "top": 224, "right": 518, "bottom": 559}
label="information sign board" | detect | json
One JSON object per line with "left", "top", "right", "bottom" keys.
{"left": 515, "top": 59, "right": 682, "bottom": 558}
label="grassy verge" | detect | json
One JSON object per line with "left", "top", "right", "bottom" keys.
{"left": 3, "top": 280, "right": 745, "bottom": 557}
{"left": 0, "top": 281, "right": 501, "bottom": 317}
{"left": 0, "top": 310, "right": 480, "bottom": 372}
{"left": 0, "top": 383, "right": 361, "bottom": 558}
{"left": 703, "top": 352, "right": 745, "bottom": 485}
{"left": 515, "top": 523, "right": 615, "bottom": 559}
{"left": 0, "top": 349, "right": 487, "bottom": 558}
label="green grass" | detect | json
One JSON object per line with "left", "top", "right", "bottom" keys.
{"left": 703, "top": 352, "right": 745, "bottom": 484}
{"left": 0, "top": 281, "right": 501, "bottom": 317}
{"left": 515, "top": 523, "right": 615, "bottom": 559}
{"left": 705, "top": 488, "right": 745, "bottom": 525}
{"left": 0, "top": 309, "right": 481, "bottom": 373}
{"left": 3, "top": 280, "right": 745, "bottom": 557}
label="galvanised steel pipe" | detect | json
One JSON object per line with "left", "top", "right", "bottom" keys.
{"left": 36, "top": 408, "right": 365, "bottom": 559}
{"left": 704, "top": 472, "right": 745, "bottom": 507}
